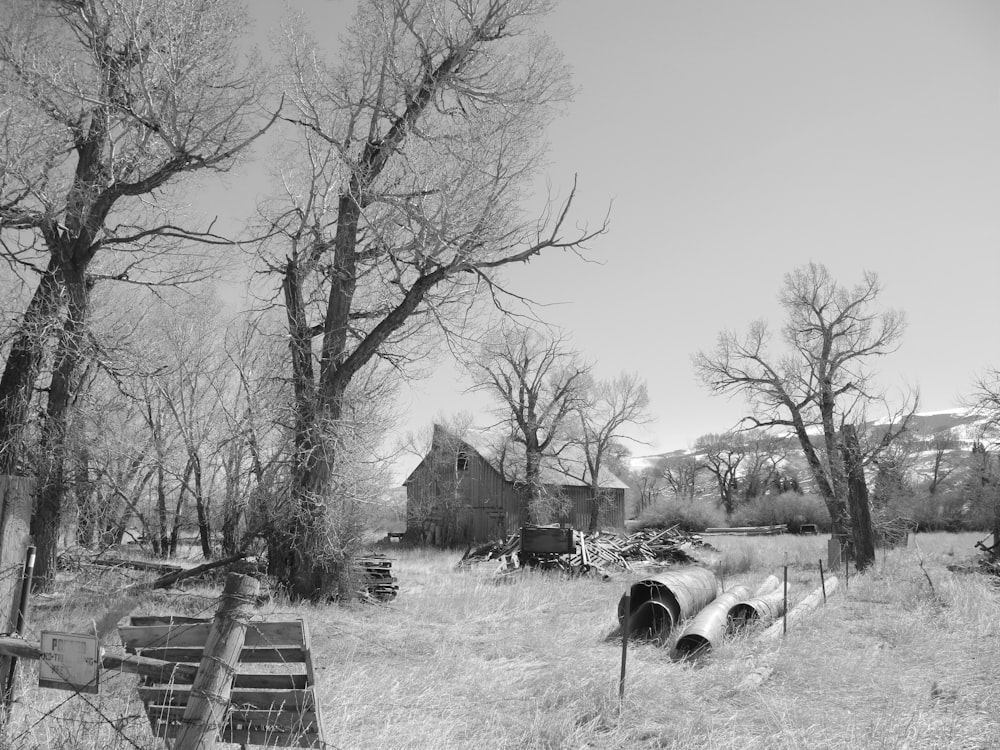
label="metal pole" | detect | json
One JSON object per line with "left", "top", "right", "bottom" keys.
{"left": 819, "top": 560, "right": 827, "bottom": 603}
{"left": 845, "top": 546, "right": 850, "bottom": 591}
{"left": 782, "top": 565, "right": 788, "bottom": 636}
{"left": 619, "top": 592, "right": 630, "bottom": 708}
{"left": 2, "top": 546, "right": 35, "bottom": 712}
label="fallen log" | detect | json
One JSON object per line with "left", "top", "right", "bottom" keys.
{"left": 92, "top": 558, "right": 184, "bottom": 575}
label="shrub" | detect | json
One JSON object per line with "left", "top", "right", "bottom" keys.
{"left": 886, "top": 488, "right": 993, "bottom": 533}
{"left": 729, "top": 492, "right": 831, "bottom": 533}
{"left": 633, "top": 496, "right": 725, "bottom": 532}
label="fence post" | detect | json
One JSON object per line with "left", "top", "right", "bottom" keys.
{"left": 0, "top": 476, "right": 33, "bottom": 724}
{"left": 1, "top": 546, "right": 34, "bottom": 713}
{"left": 619, "top": 592, "right": 630, "bottom": 708}
{"left": 174, "top": 573, "right": 259, "bottom": 750}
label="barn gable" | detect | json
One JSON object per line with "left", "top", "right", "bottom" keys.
{"left": 403, "top": 424, "right": 627, "bottom": 545}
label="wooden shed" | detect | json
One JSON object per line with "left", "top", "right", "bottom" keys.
{"left": 403, "top": 425, "right": 627, "bottom": 545}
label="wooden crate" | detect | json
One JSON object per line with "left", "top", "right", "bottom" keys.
{"left": 118, "top": 616, "right": 326, "bottom": 748}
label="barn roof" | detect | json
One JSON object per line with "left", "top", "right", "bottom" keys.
{"left": 405, "top": 424, "right": 628, "bottom": 491}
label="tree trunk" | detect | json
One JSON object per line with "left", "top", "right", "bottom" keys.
{"left": 525, "top": 445, "right": 545, "bottom": 524}
{"left": 29, "top": 267, "right": 89, "bottom": 590}
{"left": 74, "top": 446, "right": 96, "bottom": 548}
{"left": 588, "top": 482, "right": 601, "bottom": 533}
{"left": 155, "top": 463, "right": 169, "bottom": 556}
{"left": 0, "top": 259, "right": 63, "bottom": 476}
{"left": 788, "top": 411, "right": 849, "bottom": 537}
{"left": 192, "top": 455, "right": 212, "bottom": 558}
{"left": 842, "top": 424, "right": 875, "bottom": 572}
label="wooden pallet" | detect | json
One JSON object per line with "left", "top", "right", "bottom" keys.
{"left": 355, "top": 555, "right": 398, "bottom": 601}
{"left": 118, "top": 616, "right": 327, "bottom": 748}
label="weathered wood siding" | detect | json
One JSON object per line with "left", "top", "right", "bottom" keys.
{"left": 405, "top": 450, "right": 525, "bottom": 544}
{"left": 560, "top": 486, "right": 626, "bottom": 531}
{"left": 404, "top": 430, "right": 627, "bottom": 544}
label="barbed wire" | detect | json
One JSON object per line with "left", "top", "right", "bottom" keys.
{"left": 3, "top": 586, "right": 224, "bottom": 750}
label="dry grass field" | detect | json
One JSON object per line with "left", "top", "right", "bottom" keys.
{"left": 3, "top": 532, "right": 999, "bottom": 749}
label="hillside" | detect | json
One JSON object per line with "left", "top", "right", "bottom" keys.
{"left": 630, "top": 408, "right": 999, "bottom": 501}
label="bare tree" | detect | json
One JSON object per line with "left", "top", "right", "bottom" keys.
{"left": 739, "top": 431, "right": 789, "bottom": 502}
{"left": 634, "top": 464, "right": 667, "bottom": 512}
{"left": 256, "top": 0, "right": 605, "bottom": 598}
{"left": 662, "top": 456, "right": 702, "bottom": 503}
{"left": 213, "top": 315, "right": 290, "bottom": 557}
{"left": 694, "top": 433, "right": 746, "bottom": 516}
{"left": 694, "top": 263, "right": 910, "bottom": 539}
{"left": 967, "top": 373, "right": 1000, "bottom": 555}
{"left": 0, "top": 0, "right": 268, "bottom": 587}
{"left": 470, "top": 327, "right": 590, "bottom": 524}
{"left": 575, "top": 372, "right": 649, "bottom": 531}
{"left": 924, "top": 434, "right": 959, "bottom": 496}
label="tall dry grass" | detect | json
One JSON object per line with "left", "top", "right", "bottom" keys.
{"left": 3, "top": 532, "right": 999, "bottom": 748}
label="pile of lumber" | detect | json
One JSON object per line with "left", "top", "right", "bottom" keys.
{"left": 701, "top": 524, "right": 787, "bottom": 536}
{"left": 457, "top": 526, "right": 713, "bottom": 576}
{"left": 355, "top": 554, "right": 398, "bottom": 601}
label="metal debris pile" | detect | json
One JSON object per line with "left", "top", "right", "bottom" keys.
{"left": 456, "top": 525, "right": 714, "bottom": 576}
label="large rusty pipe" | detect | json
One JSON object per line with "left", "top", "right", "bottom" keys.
{"left": 727, "top": 584, "right": 789, "bottom": 631}
{"left": 617, "top": 567, "right": 719, "bottom": 642}
{"left": 670, "top": 585, "right": 751, "bottom": 660}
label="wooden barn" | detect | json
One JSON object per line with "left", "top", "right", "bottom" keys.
{"left": 403, "top": 424, "right": 628, "bottom": 545}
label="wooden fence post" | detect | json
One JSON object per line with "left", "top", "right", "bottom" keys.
{"left": 0, "top": 475, "right": 33, "bottom": 721}
{"left": 2, "top": 546, "right": 34, "bottom": 712}
{"left": 174, "top": 573, "right": 259, "bottom": 750}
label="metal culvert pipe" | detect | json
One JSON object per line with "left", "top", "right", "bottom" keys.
{"left": 617, "top": 567, "right": 719, "bottom": 642}
{"left": 757, "top": 576, "right": 839, "bottom": 642}
{"left": 753, "top": 574, "right": 780, "bottom": 596}
{"left": 727, "top": 584, "right": 788, "bottom": 631}
{"left": 670, "top": 585, "right": 751, "bottom": 660}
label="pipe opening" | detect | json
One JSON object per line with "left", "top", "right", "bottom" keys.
{"left": 672, "top": 633, "right": 711, "bottom": 660}
{"left": 619, "top": 581, "right": 681, "bottom": 641}
{"left": 728, "top": 602, "right": 758, "bottom": 631}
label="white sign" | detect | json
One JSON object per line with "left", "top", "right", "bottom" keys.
{"left": 38, "top": 631, "right": 100, "bottom": 694}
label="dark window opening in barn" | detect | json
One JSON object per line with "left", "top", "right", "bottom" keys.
{"left": 456, "top": 451, "right": 469, "bottom": 471}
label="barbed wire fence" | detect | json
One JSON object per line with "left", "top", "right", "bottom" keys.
{"left": 0, "top": 551, "right": 335, "bottom": 750}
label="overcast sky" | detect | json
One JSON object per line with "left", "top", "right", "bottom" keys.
{"left": 237, "top": 1, "right": 1000, "bottom": 478}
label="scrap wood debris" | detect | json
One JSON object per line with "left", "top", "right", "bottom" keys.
{"left": 355, "top": 554, "right": 398, "bottom": 602}
{"left": 456, "top": 525, "right": 714, "bottom": 576}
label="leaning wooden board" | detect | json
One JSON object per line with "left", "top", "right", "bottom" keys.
{"left": 118, "top": 616, "right": 327, "bottom": 748}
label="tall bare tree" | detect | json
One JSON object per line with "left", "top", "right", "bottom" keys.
{"left": 694, "top": 433, "right": 746, "bottom": 516}
{"left": 470, "top": 327, "right": 590, "bottom": 524}
{"left": 924, "top": 434, "right": 958, "bottom": 496}
{"left": 694, "top": 263, "right": 911, "bottom": 539}
{"left": 258, "top": 0, "right": 604, "bottom": 598}
{"left": 575, "top": 372, "right": 648, "bottom": 531}
{"left": 739, "top": 430, "right": 788, "bottom": 501}
{"left": 968, "top": 373, "right": 1000, "bottom": 555}
{"left": 0, "top": 0, "right": 267, "bottom": 586}
{"left": 662, "top": 456, "right": 702, "bottom": 503}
